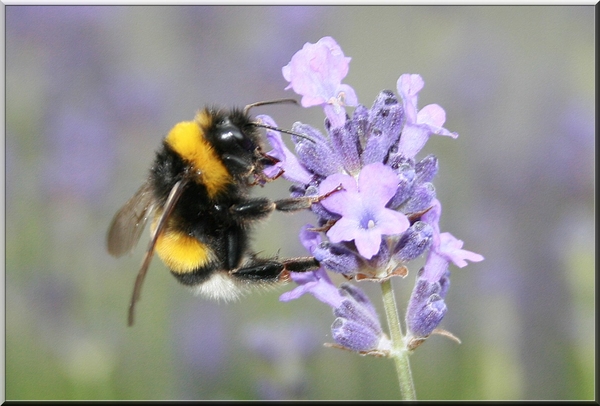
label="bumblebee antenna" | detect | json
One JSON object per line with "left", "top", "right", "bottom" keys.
{"left": 250, "top": 122, "right": 315, "bottom": 143}
{"left": 243, "top": 98, "right": 315, "bottom": 143}
{"left": 243, "top": 98, "right": 298, "bottom": 115}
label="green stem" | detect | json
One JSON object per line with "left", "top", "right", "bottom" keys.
{"left": 381, "top": 278, "right": 416, "bottom": 400}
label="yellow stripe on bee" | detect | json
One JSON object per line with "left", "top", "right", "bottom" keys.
{"left": 165, "top": 119, "right": 230, "bottom": 198}
{"left": 155, "top": 228, "right": 214, "bottom": 274}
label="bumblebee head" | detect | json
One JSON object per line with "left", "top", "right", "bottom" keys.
{"left": 166, "top": 100, "right": 302, "bottom": 188}
{"left": 158, "top": 109, "right": 261, "bottom": 200}
{"left": 183, "top": 108, "right": 264, "bottom": 180}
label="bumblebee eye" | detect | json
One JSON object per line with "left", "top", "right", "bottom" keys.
{"left": 217, "top": 122, "right": 254, "bottom": 152}
{"left": 217, "top": 119, "right": 243, "bottom": 141}
{"left": 220, "top": 128, "right": 243, "bottom": 141}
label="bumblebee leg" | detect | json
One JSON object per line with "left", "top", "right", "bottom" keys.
{"left": 231, "top": 256, "right": 319, "bottom": 282}
{"left": 229, "top": 198, "right": 276, "bottom": 222}
{"left": 229, "top": 184, "right": 343, "bottom": 220}
{"left": 273, "top": 184, "right": 344, "bottom": 212}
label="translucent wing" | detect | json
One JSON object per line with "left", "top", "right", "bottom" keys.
{"left": 128, "top": 178, "right": 189, "bottom": 326}
{"left": 107, "top": 181, "right": 156, "bottom": 257}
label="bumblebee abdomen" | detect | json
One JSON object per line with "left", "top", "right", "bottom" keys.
{"left": 154, "top": 228, "right": 216, "bottom": 275}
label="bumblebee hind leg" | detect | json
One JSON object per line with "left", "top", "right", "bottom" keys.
{"left": 185, "top": 256, "right": 319, "bottom": 301}
{"left": 231, "top": 256, "right": 319, "bottom": 283}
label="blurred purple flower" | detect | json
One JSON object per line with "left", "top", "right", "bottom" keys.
{"left": 175, "top": 302, "right": 228, "bottom": 374}
{"left": 246, "top": 319, "right": 318, "bottom": 399}
{"left": 246, "top": 320, "right": 321, "bottom": 363}
{"left": 44, "top": 103, "right": 116, "bottom": 202}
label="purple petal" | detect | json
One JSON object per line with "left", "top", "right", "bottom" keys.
{"left": 325, "top": 216, "right": 360, "bottom": 244}
{"left": 421, "top": 198, "right": 442, "bottom": 233}
{"left": 417, "top": 104, "right": 458, "bottom": 138}
{"left": 357, "top": 163, "right": 399, "bottom": 207}
{"left": 257, "top": 114, "right": 312, "bottom": 184}
{"left": 337, "top": 83, "right": 358, "bottom": 106}
{"left": 372, "top": 208, "right": 410, "bottom": 236}
{"left": 352, "top": 228, "right": 385, "bottom": 259}
{"left": 279, "top": 268, "right": 344, "bottom": 309}
{"left": 397, "top": 124, "right": 430, "bottom": 159}
{"left": 397, "top": 73, "right": 424, "bottom": 124}
{"left": 319, "top": 173, "right": 358, "bottom": 215}
{"left": 299, "top": 224, "right": 322, "bottom": 253}
{"left": 323, "top": 103, "right": 347, "bottom": 129}
{"left": 421, "top": 250, "right": 450, "bottom": 283}
{"left": 438, "top": 232, "right": 484, "bottom": 268}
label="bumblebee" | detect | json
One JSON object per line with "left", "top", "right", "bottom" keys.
{"left": 107, "top": 100, "right": 331, "bottom": 326}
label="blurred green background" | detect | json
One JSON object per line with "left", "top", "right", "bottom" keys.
{"left": 5, "top": 5, "right": 594, "bottom": 401}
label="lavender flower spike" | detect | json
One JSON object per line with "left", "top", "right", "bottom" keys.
{"left": 274, "top": 37, "right": 484, "bottom": 374}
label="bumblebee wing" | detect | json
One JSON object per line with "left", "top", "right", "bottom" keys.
{"left": 107, "top": 181, "right": 157, "bottom": 257}
{"left": 128, "top": 178, "right": 189, "bottom": 326}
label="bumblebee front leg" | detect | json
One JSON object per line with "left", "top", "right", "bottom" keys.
{"left": 229, "top": 184, "right": 343, "bottom": 221}
{"left": 274, "top": 184, "right": 343, "bottom": 213}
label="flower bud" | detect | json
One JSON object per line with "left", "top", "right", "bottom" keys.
{"left": 415, "top": 154, "right": 438, "bottom": 184}
{"left": 313, "top": 242, "right": 362, "bottom": 276}
{"left": 330, "top": 284, "right": 383, "bottom": 352}
{"left": 405, "top": 273, "right": 448, "bottom": 338}
{"left": 400, "top": 182, "right": 436, "bottom": 215}
{"left": 393, "top": 221, "right": 434, "bottom": 262}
